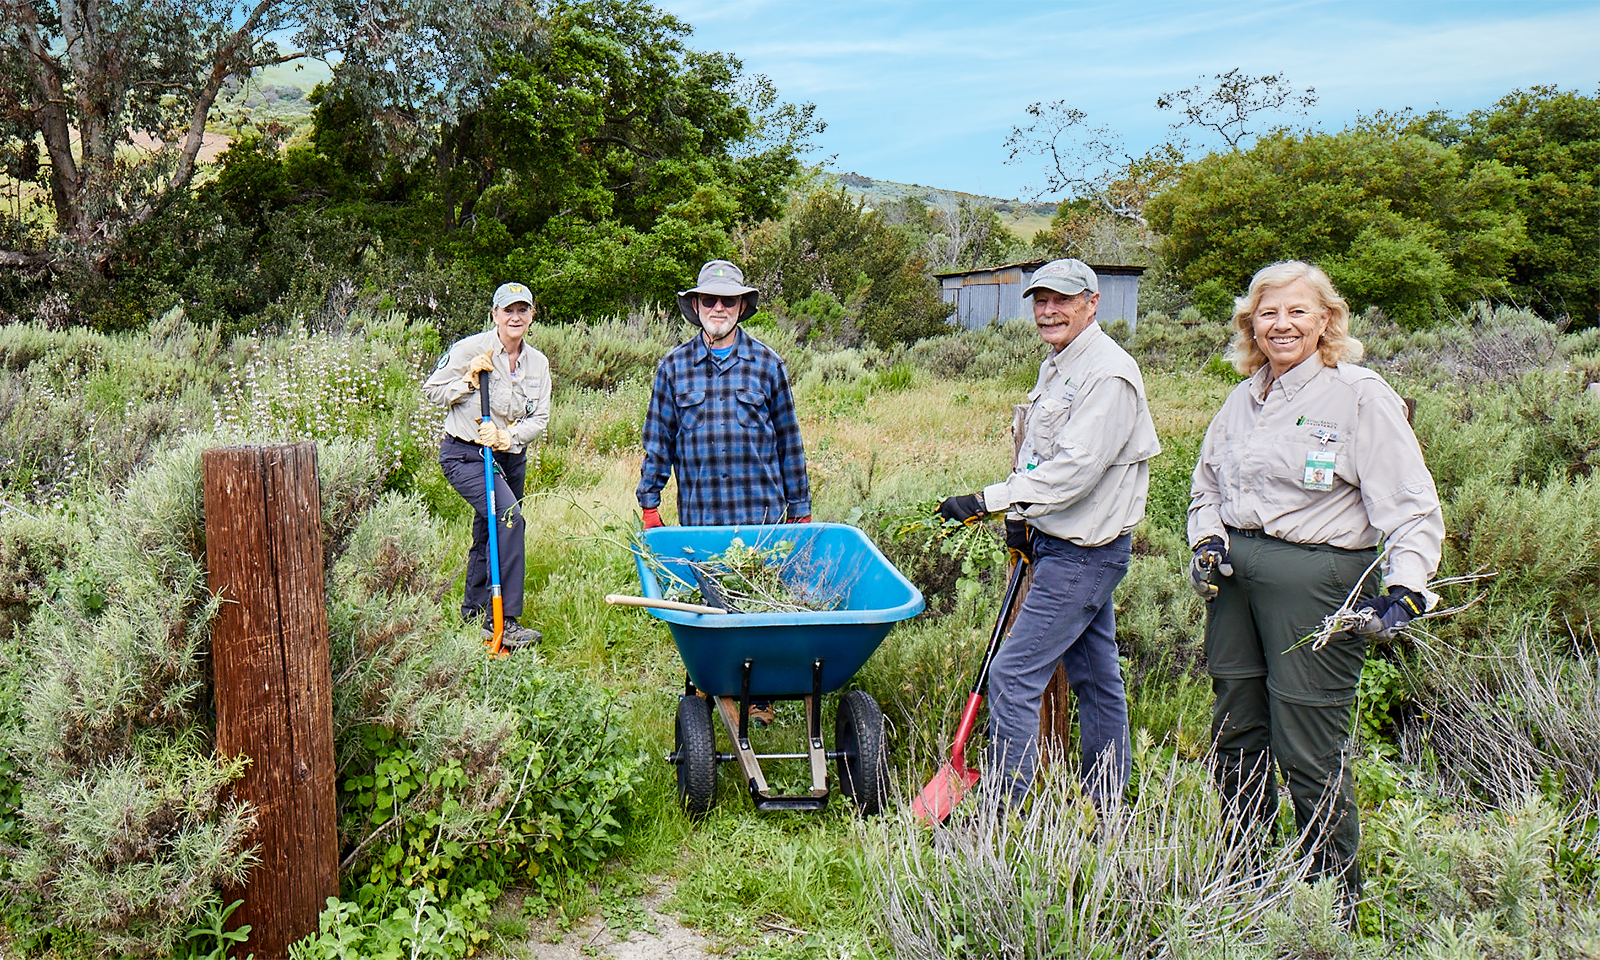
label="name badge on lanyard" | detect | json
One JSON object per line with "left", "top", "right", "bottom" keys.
{"left": 1304, "top": 449, "right": 1336, "bottom": 491}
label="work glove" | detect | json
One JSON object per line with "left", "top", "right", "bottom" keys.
{"left": 461, "top": 351, "right": 494, "bottom": 388}
{"left": 1188, "top": 535, "right": 1233, "bottom": 601}
{"left": 786, "top": 514, "right": 812, "bottom": 523}
{"left": 937, "top": 492, "right": 989, "bottom": 525}
{"left": 1352, "top": 586, "right": 1427, "bottom": 639}
{"left": 1005, "top": 516, "right": 1032, "bottom": 564}
{"left": 476, "top": 421, "right": 512, "bottom": 451}
{"left": 641, "top": 507, "right": 664, "bottom": 530}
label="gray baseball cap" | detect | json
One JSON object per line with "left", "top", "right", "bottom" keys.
{"left": 492, "top": 282, "right": 535, "bottom": 310}
{"left": 677, "top": 260, "right": 759, "bottom": 325}
{"left": 1023, "top": 259, "right": 1099, "bottom": 298}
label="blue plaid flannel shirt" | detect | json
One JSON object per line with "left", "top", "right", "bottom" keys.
{"left": 637, "top": 329, "right": 811, "bottom": 526}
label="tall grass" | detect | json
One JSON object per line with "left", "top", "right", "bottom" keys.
{"left": 867, "top": 743, "right": 1326, "bottom": 960}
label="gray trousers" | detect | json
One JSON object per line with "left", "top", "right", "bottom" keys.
{"left": 440, "top": 435, "right": 526, "bottom": 622}
{"left": 986, "top": 532, "right": 1132, "bottom": 805}
{"left": 1205, "top": 529, "right": 1379, "bottom": 892}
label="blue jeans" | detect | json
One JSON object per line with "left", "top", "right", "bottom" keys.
{"left": 439, "top": 435, "right": 526, "bottom": 622}
{"left": 986, "top": 532, "right": 1132, "bottom": 804}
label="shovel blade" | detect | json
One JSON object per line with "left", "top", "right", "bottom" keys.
{"left": 910, "top": 762, "right": 980, "bottom": 825}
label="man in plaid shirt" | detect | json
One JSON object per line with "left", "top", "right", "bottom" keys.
{"left": 638, "top": 260, "right": 811, "bottom": 528}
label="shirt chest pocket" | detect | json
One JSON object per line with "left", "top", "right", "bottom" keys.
{"left": 676, "top": 390, "right": 708, "bottom": 431}
{"left": 1028, "top": 396, "right": 1074, "bottom": 461}
{"left": 513, "top": 376, "right": 542, "bottom": 417}
{"left": 734, "top": 389, "right": 768, "bottom": 429}
{"left": 1267, "top": 432, "right": 1346, "bottom": 491}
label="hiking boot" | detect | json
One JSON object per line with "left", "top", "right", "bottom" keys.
{"left": 482, "top": 618, "right": 541, "bottom": 650}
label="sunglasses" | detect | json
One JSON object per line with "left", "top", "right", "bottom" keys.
{"left": 697, "top": 294, "right": 742, "bottom": 309}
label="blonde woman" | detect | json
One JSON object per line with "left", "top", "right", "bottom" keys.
{"left": 1187, "top": 261, "right": 1443, "bottom": 917}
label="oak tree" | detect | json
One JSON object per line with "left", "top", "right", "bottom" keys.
{"left": 0, "top": 0, "right": 539, "bottom": 274}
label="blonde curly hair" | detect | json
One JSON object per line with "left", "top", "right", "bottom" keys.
{"left": 1228, "top": 261, "right": 1363, "bottom": 376}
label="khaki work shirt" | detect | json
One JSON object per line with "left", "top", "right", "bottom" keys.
{"left": 422, "top": 329, "right": 551, "bottom": 454}
{"left": 983, "top": 323, "right": 1162, "bottom": 546}
{"left": 1188, "top": 355, "right": 1443, "bottom": 592}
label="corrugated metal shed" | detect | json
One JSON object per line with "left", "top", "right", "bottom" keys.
{"left": 936, "top": 260, "right": 1146, "bottom": 331}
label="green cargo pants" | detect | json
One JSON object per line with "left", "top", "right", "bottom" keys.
{"left": 1204, "top": 528, "right": 1379, "bottom": 892}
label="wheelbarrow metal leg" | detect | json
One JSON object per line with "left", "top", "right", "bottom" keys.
{"left": 709, "top": 656, "right": 831, "bottom": 812}
{"left": 807, "top": 659, "right": 827, "bottom": 797}
{"left": 738, "top": 658, "right": 753, "bottom": 747}
{"left": 716, "top": 695, "right": 771, "bottom": 796}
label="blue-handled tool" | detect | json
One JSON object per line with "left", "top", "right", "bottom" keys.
{"left": 479, "top": 369, "right": 506, "bottom": 658}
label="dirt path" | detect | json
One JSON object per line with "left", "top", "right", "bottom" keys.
{"left": 509, "top": 881, "right": 716, "bottom": 960}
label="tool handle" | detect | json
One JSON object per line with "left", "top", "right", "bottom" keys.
{"left": 479, "top": 367, "right": 491, "bottom": 422}
{"left": 605, "top": 594, "right": 728, "bottom": 616}
{"left": 971, "top": 560, "right": 1028, "bottom": 697}
{"left": 947, "top": 692, "right": 985, "bottom": 767}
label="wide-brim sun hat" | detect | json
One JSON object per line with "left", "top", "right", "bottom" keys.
{"left": 1023, "top": 258, "right": 1099, "bottom": 298}
{"left": 677, "top": 260, "right": 759, "bottom": 326}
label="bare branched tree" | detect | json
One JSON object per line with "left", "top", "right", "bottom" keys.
{"left": 1003, "top": 101, "right": 1182, "bottom": 226}
{"left": 921, "top": 201, "right": 1001, "bottom": 271}
{"left": 1156, "top": 68, "right": 1318, "bottom": 152}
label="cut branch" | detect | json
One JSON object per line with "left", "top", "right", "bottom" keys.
{"left": 0, "top": 250, "right": 50, "bottom": 268}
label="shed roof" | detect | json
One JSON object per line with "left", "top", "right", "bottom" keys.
{"left": 933, "top": 260, "right": 1147, "bottom": 280}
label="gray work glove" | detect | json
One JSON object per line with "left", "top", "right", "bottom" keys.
{"left": 1352, "top": 587, "right": 1427, "bottom": 639}
{"left": 1188, "top": 535, "right": 1233, "bottom": 601}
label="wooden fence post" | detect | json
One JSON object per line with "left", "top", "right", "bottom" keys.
{"left": 204, "top": 442, "right": 337, "bottom": 958}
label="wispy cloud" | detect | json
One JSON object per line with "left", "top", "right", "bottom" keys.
{"left": 660, "top": 0, "right": 1600, "bottom": 196}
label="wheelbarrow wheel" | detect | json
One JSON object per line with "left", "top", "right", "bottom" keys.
{"left": 835, "top": 690, "right": 888, "bottom": 816}
{"left": 675, "top": 694, "right": 717, "bottom": 818}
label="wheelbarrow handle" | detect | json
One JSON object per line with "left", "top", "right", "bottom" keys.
{"left": 605, "top": 594, "right": 728, "bottom": 616}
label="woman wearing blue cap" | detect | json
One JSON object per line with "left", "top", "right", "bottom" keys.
{"left": 422, "top": 282, "right": 552, "bottom": 648}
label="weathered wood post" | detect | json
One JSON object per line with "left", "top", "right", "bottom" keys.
{"left": 204, "top": 442, "right": 337, "bottom": 958}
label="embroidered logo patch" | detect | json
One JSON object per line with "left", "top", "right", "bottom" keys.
{"left": 1295, "top": 416, "right": 1340, "bottom": 430}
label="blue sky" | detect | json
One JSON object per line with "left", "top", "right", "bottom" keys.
{"left": 658, "top": 0, "right": 1600, "bottom": 200}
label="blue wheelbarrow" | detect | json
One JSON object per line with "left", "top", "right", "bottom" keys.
{"left": 616, "top": 522, "right": 924, "bottom": 817}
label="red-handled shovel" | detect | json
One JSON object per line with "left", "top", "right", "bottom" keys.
{"left": 911, "top": 558, "right": 1029, "bottom": 824}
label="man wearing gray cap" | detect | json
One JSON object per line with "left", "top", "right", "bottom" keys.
{"left": 423, "top": 281, "right": 551, "bottom": 648}
{"left": 937, "top": 258, "right": 1160, "bottom": 804}
{"left": 637, "top": 259, "right": 811, "bottom": 529}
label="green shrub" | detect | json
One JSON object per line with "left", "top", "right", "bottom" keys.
{"left": 527, "top": 317, "right": 681, "bottom": 391}
{"left": 1, "top": 437, "right": 252, "bottom": 957}
{"left": 0, "top": 317, "right": 217, "bottom": 502}
{"left": 1441, "top": 472, "right": 1600, "bottom": 635}
{"left": 1147, "top": 127, "right": 1525, "bottom": 327}
{"left": 1116, "top": 525, "right": 1205, "bottom": 686}
{"left": 1142, "top": 434, "right": 1200, "bottom": 539}
{"left": 322, "top": 492, "right": 643, "bottom": 947}
{"left": 1364, "top": 796, "right": 1595, "bottom": 951}
{"left": 1119, "top": 308, "right": 1232, "bottom": 370}
{"left": 543, "top": 382, "right": 651, "bottom": 456}
{"left": 904, "top": 318, "right": 1045, "bottom": 384}
{"left": 213, "top": 314, "right": 440, "bottom": 490}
